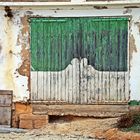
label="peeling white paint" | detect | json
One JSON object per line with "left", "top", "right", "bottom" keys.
{"left": 31, "top": 58, "right": 129, "bottom": 103}
{"left": 0, "top": 10, "right": 29, "bottom": 102}
{"left": 129, "top": 9, "right": 140, "bottom": 100}
{"left": 0, "top": 6, "right": 140, "bottom": 102}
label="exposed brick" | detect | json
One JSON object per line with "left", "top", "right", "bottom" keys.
{"left": 20, "top": 113, "right": 49, "bottom": 120}
{"left": 14, "top": 103, "right": 32, "bottom": 114}
{"left": 12, "top": 103, "right": 49, "bottom": 129}
{"left": 19, "top": 120, "right": 33, "bottom": 129}
{"left": 33, "top": 119, "right": 48, "bottom": 129}
{"left": 12, "top": 103, "right": 32, "bottom": 128}
{"left": 19, "top": 113, "right": 48, "bottom": 129}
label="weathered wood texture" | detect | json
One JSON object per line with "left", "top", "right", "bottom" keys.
{"left": 0, "top": 90, "right": 12, "bottom": 126}
{"left": 31, "top": 17, "right": 129, "bottom": 104}
{"left": 31, "top": 69, "right": 129, "bottom": 104}
{"left": 32, "top": 104, "right": 129, "bottom": 117}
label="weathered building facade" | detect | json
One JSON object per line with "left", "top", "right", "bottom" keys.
{"left": 0, "top": 0, "right": 140, "bottom": 128}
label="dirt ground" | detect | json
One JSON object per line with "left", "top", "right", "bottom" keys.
{"left": 0, "top": 117, "right": 140, "bottom": 140}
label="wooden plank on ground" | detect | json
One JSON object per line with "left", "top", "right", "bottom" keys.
{"left": 32, "top": 104, "right": 129, "bottom": 117}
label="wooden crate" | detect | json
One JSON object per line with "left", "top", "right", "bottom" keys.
{"left": 0, "top": 90, "right": 12, "bottom": 127}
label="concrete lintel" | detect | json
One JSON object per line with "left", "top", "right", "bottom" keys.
{"left": 32, "top": 104, "right": 129, "bottom": 117}
{"left": 0, "top": 1, "right": 140, "bottom": 7}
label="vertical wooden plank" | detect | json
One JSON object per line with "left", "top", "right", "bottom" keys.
{"left": 43, "top": 21, "right": 50, "bottom": 100}
{"left": 86, "top": 19, "right": 91, "bottom": 104}
{"left": 125, "top": 72, "right": 129, "bottom": 101}
{"left": 47, "top": 22, "right": 51, "bottom": 100}
{"left": 117, "top": 21, "right": 122, "bottom": 101}
{"left": 86, "top": 20, "right": 91, "bottom": 104}
{"left": 71, "top": 19, "right": 75, "bottom": 104}
{"left": 31, "top": 21, "right": 38, "bottom": 100}
{"left": 97, "top": 19, "right": 100, "bottom": 102}
{"left": 100, "top": 20, "right": 104, "bottom": 102}
{"left": 126, "top": 20, "right": 129, "bottom": 102}
{"left": 53, "top": 24, "right": 57, "bottom": 101}
{"left": 71, "top": 19, "right": 78, "bottom": 104}
{"left": 37, "top": 21, "right": 44, "bottom": 100}
{"left": 60, "top": 22, "right": 63, "bottom": 102}
{"left": 117, "top": 21, "right": 124, "bottom": 101}
{"left": 68, "top": 35, "right": 73, "bottom": 103}
{"left": 64, "top": 25, "right": 69, "bottom": 103}
{"left": 74, "top": 19, "right": 80, "bottom": 104}
{"left": 102, "top": 72, "right": 108, "bottom": 101}
{"left": 60, "top": 22, "right": 64, "bottom": 101}
{"left": 90, "top": 21, "right": 96, "bottom": 103}
{"left": 98, "top": 71, "right": 102, "bottom": 102}
{"left": 122, "top": 20, "right": 128, "bottom": 101}
{"left": 80, "top": 19, "right": 87, "bottom": 104}
{"left": 63, "top": 24, "right": 68, "bottom": 102}
{"left": 109, "top": 20, "right": 117, "bottom": 101}
{"left": 80, "top": 59, "right": 86, "bottom": 104}
{"left": 67, "top": 24, "right": 70, "bottom": 103}
{"left": 50, "top": 22, "right": 54, "bottom": 101}
{"left": 92, "top": 20, "right": 98, "bottom": 102}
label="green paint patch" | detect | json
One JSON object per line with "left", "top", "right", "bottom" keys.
{"left": 30, "top": 17, "right": 128, "bottom": 72}
{"left": 129, "top": 100, "right": 140, "bottom": 106}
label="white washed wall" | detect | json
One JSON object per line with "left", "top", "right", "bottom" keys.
{"left": 0, "top": 6, "right": 140, "bottom": 101}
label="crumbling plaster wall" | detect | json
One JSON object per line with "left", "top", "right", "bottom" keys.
{"left": 0, "top": 7, "right": 30, "bottom": 102}
{"left": 0, "top": 6, "right": 140, "bottom": 102}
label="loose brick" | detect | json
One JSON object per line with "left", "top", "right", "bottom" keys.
{"left": 20, "top": 113, "right": 49, "bottom": 120}
{"left": 19, "top": 113, "right": 49, "bottom": 129}
{"left": 33, "top": 119, "right": 48, "bottom": 129}
{"left": 19, "top": 119, "right": 33, "bottom": 129}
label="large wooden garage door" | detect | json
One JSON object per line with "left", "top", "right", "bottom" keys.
{"left": 30, "top": 17, "right": 129, "bottom": 104}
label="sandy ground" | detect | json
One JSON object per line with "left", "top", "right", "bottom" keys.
{"left": 0, "top": 117, "right": 140, "bottom": 140}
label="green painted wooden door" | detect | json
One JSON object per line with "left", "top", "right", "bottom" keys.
{"left": 31, "top": 17, "right": 129, "bottom": 104}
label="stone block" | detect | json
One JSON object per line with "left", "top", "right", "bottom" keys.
{"left": 19, "top": 113, "right": 49, "bottom": 129}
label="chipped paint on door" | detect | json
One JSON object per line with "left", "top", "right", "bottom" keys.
{"left": 31, "top": 17, "right": 128, "bottom": 72}
{"left": 31, "top": 18, "right": 129, "bottom": 104}
{"left": 31, "top": 17, "right": 129, "bottom": 104}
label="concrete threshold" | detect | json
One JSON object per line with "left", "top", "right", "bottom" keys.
{"left": 0, "top": 125, "right": 27, "bottom": 133}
